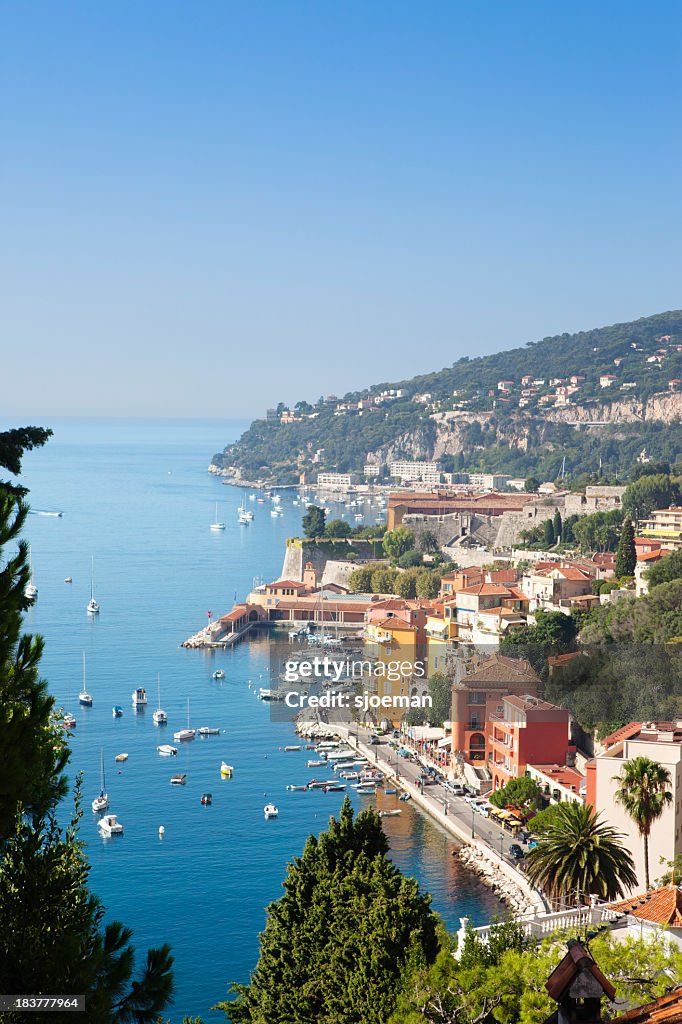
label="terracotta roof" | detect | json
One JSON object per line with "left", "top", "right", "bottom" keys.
{"left": 548, "top": 652, "right": 584, "bottom": 667}
{"left": 545, "top": 940, "right": 616, "bottom": 1002}
{"left": 267, "top": 579, "right": 308, "bottom": 590}
{"left": 486, "top": 570, "right": 518, "bottom": 583}
{"left": 528, "top": 763, "right": 584, "bottom": 789}
{"left": 461, "top": 653, "right": 541, "bottom": 688}
{"left": 612, "top": 987, "right": 682, "bottom": 1024}
{"left": 458, "top": 583, "right": 514, "bottom": 597}
{"left": 374, "top": 616, "right": 416, "bottom": 631}
{"left": 606, "top": 885, "right": 682, "bottom": 927}
{"left": 600, "top": 721, "right": 643, "bottom": 748}
{"left": 638, "top": 550, "right": 665, "bottom": 562}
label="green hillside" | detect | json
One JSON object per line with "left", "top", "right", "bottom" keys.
{"left": 214, "top": 310, "right": 682, "bottom": 484}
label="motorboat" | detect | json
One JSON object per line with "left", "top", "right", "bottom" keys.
{"left": 264, "top": 803, "right": 279, "bottom": 819}
{"left": 284, "top": 745, "right": 301, "bottom": 752}
{"left": 307, "top": 760, "right": 326, "bottom": 767}
{"left": 200, "top": 793, "right": 213, "bottom": 805}
{"left": 173, "top": 698, "right": 195, "bottom": 741}
{"left": 25, "top": 546, "right": 38, "bottom": 602}
{"left": 286, "top": 784, "right": 308, "bottom": 791}
{"left": 210, "top": 503, "right": 226, "bottom": 530}
{"left": 112, "top": 705, "right": 123, "bottom": 717}
{"left": 91, "top": 749, "right": 108, "bottom": 813}
{"left": 98, "top": 814, "right": 123, "bottom": 836}
{"left": 197, "top": 727, "right": 220, "bottom": 736}
{"left": 86, "top": 557, "right": 99, "bottom": 615}
{"left": 132, "top": 687, "right": 147, "bottom": 708}
{"left": 322, "top": 784, "right": 346, "bottom": 792}
{"left": 157, "top": 744, "right": 178, "bottom": 757}
{"left": 355, "top": 787, "right": 377, "bottom": 795}
{"left": 248, "top": 494, "right": 256, "bottom": 501}
{"left": 220, "top": 762, "right": 234, "bottom": 777}
{"left": 212, "top": 669, "right": 225, "bottom": 680}
{"left": 79, "top": 652, "right": 93, "bottom": 706}
{"left": 64, "top": 576, "right": 73, "bottom": 583}
{"left": 379, "top": 809, "right": 402, "bottom": 817}
{"left": 398, "top": 792, "right": 411, "bottom": 801}
{"left": 170, "top": 774, "right": 187, "bottom": 785}
{"left": 152, "top": 673, "right": 167, "bottom": 725}
{"left": 63, "top": 713, "right": 76, "bottom": 729}
{"left": 114, "top": 753, "right": 128, "bottom": 763}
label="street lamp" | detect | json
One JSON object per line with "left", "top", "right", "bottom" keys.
{"left": 499, "top": 833, "right": 504, "bottom": 858}
{"left": 471, "top": 806, "right": 475, "bottom": 839}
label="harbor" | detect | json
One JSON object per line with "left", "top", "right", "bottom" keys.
{"left": 16, "top": 417, "right": 505, "bottom": 1023}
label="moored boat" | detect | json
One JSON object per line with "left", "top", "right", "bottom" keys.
{"left": 157, "top": 744, "right": 178, "bottom": 756}
{"left": 112, "top": 705, "right": 123, "bottom": 717}
{"left": 170, "top": 774, "right": 187, "bottom": 785}
{"left": 115, "top": 753, "right": 128, "bottom": 763}
{"left": 132, "top": 687, "right": 147, "bottom": 708}
{"left": 263, "top": 803, "right": 278, "bottom": 818}
{"left": 98, "top": 813, "right": 123, "bottom": 835}
{"left": 220, "top": 762, "right": 234, "bottom": 777}
{"left": 212, "top": 669, "right": 225, "bottom": 680}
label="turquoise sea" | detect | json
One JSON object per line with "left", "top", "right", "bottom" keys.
{"left": 10, "top": 417, "right": 502, "bottom": 1022}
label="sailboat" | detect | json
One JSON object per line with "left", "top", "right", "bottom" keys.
{"left": 79, "top": 652, "right": 93, "bottom": 706}
{"left": 210, "top": 503, "right": 226, "bottom": 531}
{"left": 153, "top": 673, "right": 167, "bottom": 725}
{"left": 25, "top": 546, "right": 38, "bottom": 602}
{"left": 87, "top": 557, "right": 100, "bottom": 615}
{"left": 91, "top": 749, "right": 108, "bottom": 813}
{"left": 173, "top": 698, "right": 195, "bottom": 741}
{"left": 238, "top": 501, "right": 253, "bottom": 523}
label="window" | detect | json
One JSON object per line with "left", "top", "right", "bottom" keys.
{"left": 468, "top": 691, "right": 486, "bottom": 705}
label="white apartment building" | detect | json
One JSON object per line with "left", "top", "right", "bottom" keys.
{"left": 468, "top": 473, "right": 511, "bottom": 489}
{"left": 316, "top": 473, "right": 356, "bottom": 489}
{"left": 389, "top": 460, "right": 441, "bottom": 484}
{"left": 590, "top": 721, "right": 682, "bottom": 892}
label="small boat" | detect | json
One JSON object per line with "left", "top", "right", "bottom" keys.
{"left": 284, "top": 745, "right": 301, "bottom": 752}
{"left": 79, "top": 652, "right": 93, "bottom": 706}
{"left": 210, "top": 503, "right": 226, "bottom": 531}
{"left": 322, "top": 784, "right": 346, "bottom": 792}
{"left": 92, "top": 749, "right": 108, "bottom": 813}
{"left": 24, "top": 546, "right": 38, "bottom": 602}
{"left": 197, "top": 727, "right": 220, "bottom": 736}
{"left": 307, "top": 760, "right": 326, "bottom": 768}
{"left": 270, "top": 508, "right": 279, "bottom": 518}
{"left": 286, "top": 784, "right": 308, "bottom": 791}
{"left": 63, "top": 713, "right": 77, "bottom": 729}
{"left": 132, "top": 687, "right": 147, "bottom": 708}
{"left": 170, "top": 774, "right": 187, "bottom": 786}
{"left": 264, "top": 803, "right": 279, "bottom": 818}
{"left": 173, "top": 698, "right": 195, "bottom": 741}
{"left": 220, "top": 762, "right": 234, "bottom": 777}
{"left": 98, "top": 813, "right": 123, "bottom": 836}
{"left": 379, "top": 809, "right": 402, "bottom": 818}
{"left": 307, "top": 779, "right": 338, "bottom": 789}
{"left": 115, "top": 753, "right": 128, "bottom": 763}
{"left": 398, "top": 792, "right": 411, "bottom": 802}
{"left": 355, "top": 787, "right": 376, "bottom": 795}
{"left": 248, "top": 493, "right": 256, "bottom": 500}
{"left": 112, "top": 705, "right": 123, "bottom": 717}
{"left": 152, "top": 673, "right": 167, "bottom": 725}
{"left": 385, "top": 789, "right": 397, "bottom": 795}
{"left": 64, "top": 576, "right": 73, "bottom": 583}
{"left": 157, "top": 744, "right": 178, "bottom": 757}
{"left": 200, "top": 793, "right": 213, "bottom": 805}
{"left": 87, "top": 557, "right": 100, "bottom": 615}
{"left": 212, "top": 669, "right": 225, "bottom": 680}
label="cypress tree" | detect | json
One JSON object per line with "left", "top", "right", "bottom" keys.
{"left": 553, "top": 508, "right": 562, "bottom": 543}
{"left": 222, "top": 798, "right": 439, "bottom": 1023}
{"left": 615, "top": 517, "right": 637, "bottom": 577}
{"left": 543, "top": 518, "right": 555, "bottom": 548}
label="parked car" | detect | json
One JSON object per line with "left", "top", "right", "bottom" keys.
{"left": 464, "top": 793, "right": 480, "bottom": 805}
{"left": 450, "top": 784, "right": 465, "bottom": 796}
{"left": 478, "top": 802, "right": 493, "bottom": 818}
{"left": 527, "top": 839, "right": 538, "bottom": 850}
{"left": 509, "top": 844, "right": 525, "bottom": 860}
{"left": 368, "top": 736, "right": 379, "bottom": 745}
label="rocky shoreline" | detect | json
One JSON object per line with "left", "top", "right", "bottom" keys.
{"left": 458, "top": 845, "right": 531, "bottom": 916}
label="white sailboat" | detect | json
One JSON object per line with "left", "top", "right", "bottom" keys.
{"left": 210, "top": 503, "right": 226, "bottom": 531}
{"left": 87, "top": 557, "right": 100, "bottom": 615}
{"left": 25, "top": 546, "right": 38, "bottom": 602}
{"left": 79, "top": 652, "right": 93, "bottom": 706}
{"left": 173, "top": 698, "right": 195, "bottom": 741}
{"left": 152, "top": 673, "right": 167, "bottom": 725}
{"left": 91, "top": 749, "right": 108, "bottom": 813}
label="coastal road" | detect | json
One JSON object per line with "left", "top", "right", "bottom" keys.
{"left": 346, "top": 722, "right": 531, "bottom": 872}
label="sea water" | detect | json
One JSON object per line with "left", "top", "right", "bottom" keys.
{"left": 8, "top": 417, "right": 502, "bottom": 1022}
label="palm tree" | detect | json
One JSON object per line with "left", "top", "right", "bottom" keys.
{"left": 525, "top": 803, "right": 637, "bottom": 908}
{"left": 613, "top": 756, "right": 673, "bottom": 890}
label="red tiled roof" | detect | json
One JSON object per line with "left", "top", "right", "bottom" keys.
{"left": 267, "top": 579, "right": 308, "bottom": 590}
{"left": 600, "top": 721, "right": 643, "bottom": 748}
{"left": 606, "top": 885, "right": 682, "bottom": 927}
{"left": 612, "top": 986, "right": 682, "bottom": 1024}
{"left": 458, "top": 583, "right": 514, "bottom": 597}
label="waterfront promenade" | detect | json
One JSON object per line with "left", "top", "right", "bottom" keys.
{"left": 334, "top": 721, "right": 547, "bottom": 915}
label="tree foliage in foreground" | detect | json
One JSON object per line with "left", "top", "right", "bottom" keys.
{"left": 0, "top": 428, "right": 175, "bottom": 1023}
{"left": 220, "top": 798, "right": 439, "bottom": 1024}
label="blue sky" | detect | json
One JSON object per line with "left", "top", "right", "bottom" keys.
{"left": 2, "top": 1, "right": 680, "bottom": 419}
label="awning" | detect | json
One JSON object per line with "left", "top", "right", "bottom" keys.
{"left": 437, "top": 737, "right": 452, "bottom": 749}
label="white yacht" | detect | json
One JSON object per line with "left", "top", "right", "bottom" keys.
{"left": 98, "top": 814, "right": 123, "bottom": 836}
{"left": 264, "top": 803, "right": 279, "bottom": 819}
{"left": 78, "top": 652, "right": 93, "bottom": 706}
{"left": 86, "top": 557, "right": 99, "bottom": 615}
{"left": 91, "top": 749, "right": 108, "bottom": 813}
{"left": 173, "top": 698, "right": 195, "bottom": 741}
{"left": 24, "top": 546, "right": 38, "bottom": 602}
{"left": 132, "top": 687, "right": 147, "bottom": 708}
{"left": 157, "top": 744, "right": 178, "bottom": 757}
{"left": 152, "top": 673, "right": 167, "bottom": 725}
{"left": 210, "top": 503, "right": 226, "bottom": 531}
